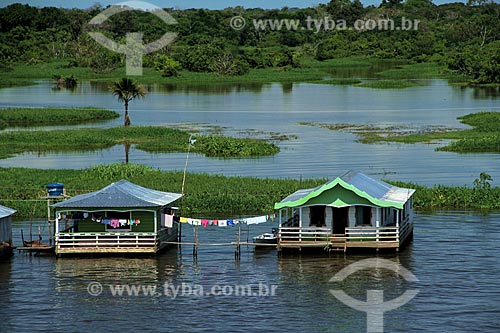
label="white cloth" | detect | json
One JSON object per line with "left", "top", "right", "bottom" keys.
{"left": 245, "top": 216, "right": 268, "bottom": 225}
{"left": 164, "top": 214, "right": 174, "bottom": 228}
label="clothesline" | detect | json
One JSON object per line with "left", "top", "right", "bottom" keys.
{"left": 177, "top": 213, "right": 276, "bottom": 227}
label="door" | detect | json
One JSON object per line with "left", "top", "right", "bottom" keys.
{"left": 309, "top": 206, "right": 326, "bottom": 227}
{"left": 332, "top": 207, "right": 349, "bottom": 234}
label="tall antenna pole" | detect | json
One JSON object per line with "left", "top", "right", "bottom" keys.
{"left": 179, "top": 135, "right": 195, "bottom": 242}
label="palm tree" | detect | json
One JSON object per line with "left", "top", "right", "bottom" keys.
{"left": 111, "top": 78, "right": 147, "bottom": 126}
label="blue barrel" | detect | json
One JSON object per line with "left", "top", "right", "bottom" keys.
{"left": 47, "top": 183, "right": 64, "bottom": 196}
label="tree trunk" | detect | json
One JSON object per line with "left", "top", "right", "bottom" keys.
{"left": 124, "top": 143, "right": 130, "bottom": 164}
{"left": 124, "top": 100, "right": 131, "bottom": 126}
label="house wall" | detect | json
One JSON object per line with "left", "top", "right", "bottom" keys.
{"left": 294, "top": 197, "right": 414, "bottom": 230}
{"left": 301, "top": 207, "right": 310, "bottom": 227}
{"left": 0, "top": 216, "right": 12, "bottom": 243}
{"left": 348, "top": 207, "right": 356, "bottom": 227}
{"left": 325, "top": 207, "right": 333, "bottom": 230}
{"left": 67, "top": 210, "right": 157, "bottom": 233}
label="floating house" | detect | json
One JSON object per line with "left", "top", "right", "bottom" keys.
{"left": 274, "top": 170, "right": 415, "bottom": 252}
{"left": 0, "top": 204, "right": 16, "bottom": 259}
{"left": 52, "top": 180, "right": 182, "bottom": 256}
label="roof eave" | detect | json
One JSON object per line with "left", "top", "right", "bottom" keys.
{"left": 274, "top": 177, "right": 414, "bottom": 210}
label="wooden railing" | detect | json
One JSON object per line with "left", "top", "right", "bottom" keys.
{"left": 279, "top": 227, "right": 332, "bottom": 244}
{"left": 279, "top": 219, "right": 413, "bottom": 248}
{"left": 345, "top": 226, "right": 399, "bottom": 242}
{"left": 398, "top": 217, "right": 412, "bottom": 242}
{"left": 56, "top": 232, "right": 157, "bottom": 250}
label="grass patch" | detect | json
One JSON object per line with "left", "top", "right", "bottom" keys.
{"left": 2, "top": 163, "right": 500, "bottom": 218}
{"left": 356, "top": 80, "right": 424, "bottom": 89}
{"left": 301, "top": 112, "right": 500, "bottom": 154}
{"left": 0, "top": 163, "right": 325, "bottom": 218}
{"left": 388, "top": 180, "right": 500, "bottom": 211}
{"left": 376, "top": 62, "right": 454, "bottom": 80}
{"left": 0, "top": 126, "right": 280, "bottom": 159}
{"left": 0, "top": 107, "right": 119, "bottom": 128}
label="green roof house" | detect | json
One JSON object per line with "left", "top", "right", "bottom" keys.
{"left": 275, "top": 170, "right": 415, "bottom": 252}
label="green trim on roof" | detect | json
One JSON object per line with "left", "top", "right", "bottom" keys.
{"left": 274, "top": 178, "right": 406, "bottom": 210}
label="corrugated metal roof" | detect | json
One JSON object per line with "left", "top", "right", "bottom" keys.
{"left": 275, "top": 170, "right": 415, "bottom": 210}
{"left": 53, "top": 180, "right": 182, "bottom": 209}
{"left": 0, "top": 204, "right": 16, "bottom": 219}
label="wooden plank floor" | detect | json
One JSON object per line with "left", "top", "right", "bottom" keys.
{"left": 279, "top": 240, "right": 400, "bottom": 249}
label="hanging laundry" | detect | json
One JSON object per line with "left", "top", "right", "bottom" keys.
{"left": 110, "top": 219, "right": 120, "bottom": 228}
{"left": 179, "top": 213, "right": 274, "bottom": 227}
{"left": 245, "top": 215, "right": 268, "bottom": 225}
{"left": 118, "top": 219, "right": 128, "bottom": 226}
{"left": 188, "top": 218, "right": 201, "bottom": 226}
{"left": 163, "top": 214, "right": 174, "bottom": 228}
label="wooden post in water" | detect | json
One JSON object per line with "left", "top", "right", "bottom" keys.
{"left": 192, "top": 224, "right": 198, "bottom": 257}
{"left": 235, "top": 226, "right": 241, "bottom": 260}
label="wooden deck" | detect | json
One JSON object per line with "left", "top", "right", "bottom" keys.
{"left": 55, "top": 230, "right": 176, "bottom": 255}
{"left": 278, "top": 225, "right": 411, "bottom": 252}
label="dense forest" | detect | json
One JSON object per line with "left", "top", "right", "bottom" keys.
{"left": 0, "top": 0, "right": 499, "bottom": 83}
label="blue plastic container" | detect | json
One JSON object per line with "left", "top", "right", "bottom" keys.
{"left": 47, "top": 183, "right": 64, "bottom": 196}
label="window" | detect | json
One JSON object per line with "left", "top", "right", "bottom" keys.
{"left": 355, "top": 206, "right": 372, "bottom": 226}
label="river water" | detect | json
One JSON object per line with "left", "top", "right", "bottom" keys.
{"left": 1, "top": 79, "right": 500, "bottom": 332}
{"left": 1, "top": 213, "right": 500, "bottom": 332}
{"left": 0, "top": 80, "right": 499, "bottom": 186}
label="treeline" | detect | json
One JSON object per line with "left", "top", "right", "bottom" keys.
{"left": 0, "top": 0, "right": 499, "bottom": 83}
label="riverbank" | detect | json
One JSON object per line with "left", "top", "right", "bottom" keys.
{"left": 0, "top": 107, "right": 119, "bottom": 128}
{"left": 0, "top": 58, "right": 457, "bottom": 88}
{"left": 2, "top": 163, "right": 499, "bottom": 218}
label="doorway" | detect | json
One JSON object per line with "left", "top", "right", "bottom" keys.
{"left": 309, "top": 206, "right": 326, "bottom": 227}
{"left": 332, "top": 207, "right": 349, "bottom": 234}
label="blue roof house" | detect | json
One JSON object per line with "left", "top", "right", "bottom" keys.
{"left": 52, "top": 180, "right": 182, "bottom": 256}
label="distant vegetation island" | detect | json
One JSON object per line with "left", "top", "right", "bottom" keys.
{"left": 0, "top": 0, "right": 499, "bottom": 86}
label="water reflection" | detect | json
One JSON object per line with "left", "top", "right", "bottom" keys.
{"left": 0, "top": 259, "right": 12, "bottom": 329}
{"left": 472, "top": 86, "right": 500, "bottom": 99}
{"left": 54, "top": 256, "right": 178, "bottom": 287}
{"left": 156, "top": 82, "right": 266, "bottom": 94}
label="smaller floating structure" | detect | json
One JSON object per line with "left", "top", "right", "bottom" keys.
{"left": 0, "top": 204, "right": 16, "bottom": 259}
{"left": 274, "top": 170, "right": 415, "bottom": 252}
{"left": 52, "top": 180, "right": 182, "bottom": 256}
